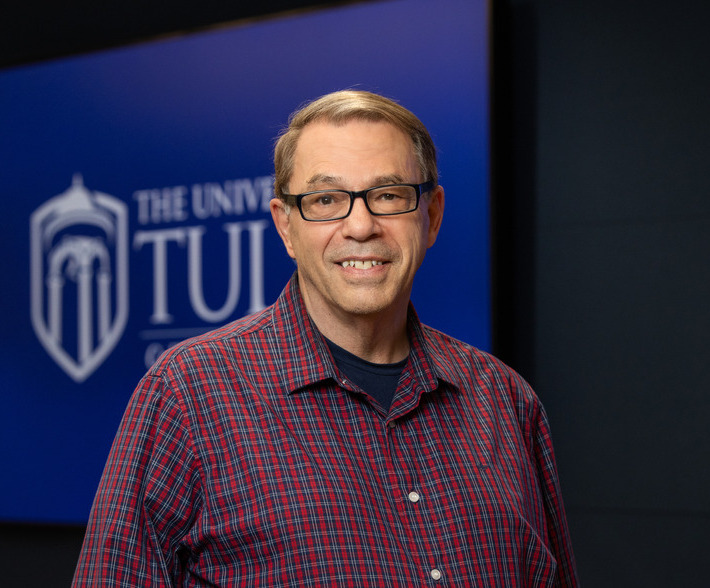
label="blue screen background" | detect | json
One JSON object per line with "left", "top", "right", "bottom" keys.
{"left": 0, "top": 0, "right": 488, "bottom": 523}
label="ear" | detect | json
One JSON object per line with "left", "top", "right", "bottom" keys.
{"left": 270, "top": 198, "right": 297, "bottom": 259}
{"left": 425, "top": 185, "right": 445, "bottom": 248}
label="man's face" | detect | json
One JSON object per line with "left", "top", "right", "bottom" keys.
{"left": 271, "top": 119, "right": 444, "bottom": 325}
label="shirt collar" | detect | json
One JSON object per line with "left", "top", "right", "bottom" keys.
{"left": 271, "top": 273, "right": 339, "bottom": 394}
{"left": 405, "top": 305, "right": 462, "bottom": 395}
{"left": 272, "top": 272, "right": 461, "bottom": 396}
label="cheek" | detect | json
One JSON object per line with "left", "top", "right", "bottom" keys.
{"left": 413, "top": 217, "right": 433, "bottom": 254}
{"left": 290, "top": 224, "right": 331, "bottom": 263}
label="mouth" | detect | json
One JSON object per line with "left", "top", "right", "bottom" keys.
{"left": 339, "top": 260, "right": 384, "bottom": 269}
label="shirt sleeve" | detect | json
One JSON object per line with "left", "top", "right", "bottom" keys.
{"left": 532, "top": 401, "right": 580, "bottom": 586}
{"left": 72, "top": 372, "right": 202, "bottom": 587}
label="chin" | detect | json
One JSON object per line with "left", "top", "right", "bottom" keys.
{"left": 337, "top": 297, "right": 393, "bottom": 317}
{"left": 333, "top": 285, "right": 408, "bottom": 318}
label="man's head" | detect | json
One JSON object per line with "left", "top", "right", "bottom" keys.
{"left": 274, "top": 90, "right": 438, "bottom": 198}
{"left": 270, "top": 91, "right": 444, "bottom": 334}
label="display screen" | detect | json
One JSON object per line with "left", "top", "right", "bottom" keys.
{"left": 0, "top": 0, "right": 489, "bottom": 523}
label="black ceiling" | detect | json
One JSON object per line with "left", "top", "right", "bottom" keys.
{"left": 0, "top": 1, "right": 356, "bottom": 69}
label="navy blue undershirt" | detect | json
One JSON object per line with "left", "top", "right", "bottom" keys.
{"left": 325, "top": 338, "right": 407, "bottom": 412}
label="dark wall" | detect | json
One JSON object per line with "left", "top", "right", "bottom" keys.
{"left": 3, "top": 0, "right": 709, "bottom": 585}
{"left": 494, "top": 0, "right": 710, "bottom": 585}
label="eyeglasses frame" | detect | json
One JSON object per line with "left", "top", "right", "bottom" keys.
{"left": 281, "top": 180, "right": 436, "bottom": 222}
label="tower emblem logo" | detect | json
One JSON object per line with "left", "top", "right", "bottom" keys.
{"left": 30, "top": 175, "right": 129, "bottom": 382}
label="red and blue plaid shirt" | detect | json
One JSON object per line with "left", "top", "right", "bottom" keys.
{"left": 74, "top": 274, "right": 578, "bottom": 586}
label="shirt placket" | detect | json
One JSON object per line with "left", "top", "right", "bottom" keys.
{"left": 383, "top": 388, "right": 447, "bottom": 585}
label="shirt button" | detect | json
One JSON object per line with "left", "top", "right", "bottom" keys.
{"left": 430, "top": 568, "right": 442, "bottom": 581}
{"left": 387, "top": 421, "right": 397, "bottom": 429}
{"left": 408, "top": 491, "right": 420, "bottom": 503}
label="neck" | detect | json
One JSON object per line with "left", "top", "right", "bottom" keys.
{"left": 323, "top": 314, "right": 410, "bottom": 364}
{"left": 303, "top": 297, "right": 410, "bottom": 364}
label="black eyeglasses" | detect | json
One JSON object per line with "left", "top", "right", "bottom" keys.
{"left": 281, "top": 181, "right": 435, "bottom": 222}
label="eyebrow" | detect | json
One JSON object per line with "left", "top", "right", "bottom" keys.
{"left": 306, "top": 173, "right": 406, "bottom": 189}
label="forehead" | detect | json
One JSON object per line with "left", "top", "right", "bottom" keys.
{"left": 291, "top": 119, "right": 419, "bottom": 188}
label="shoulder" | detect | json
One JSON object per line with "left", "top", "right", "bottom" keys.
{"left": 146, "top": 304, "right": 276, "bottom": 383}
{"left": 420, "top": 323, "right": 542, "bottom": 417}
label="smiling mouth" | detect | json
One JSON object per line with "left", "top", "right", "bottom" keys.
{"left": 340, "top": 260, "right": 384, "bottom": 269}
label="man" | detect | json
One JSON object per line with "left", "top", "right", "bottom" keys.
{"left": 73, "top": 90, "right": 578, "bottom": 586}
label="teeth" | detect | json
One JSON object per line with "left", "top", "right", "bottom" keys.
{"left": 340, "top": 260, "right": 383, "bottom": 269}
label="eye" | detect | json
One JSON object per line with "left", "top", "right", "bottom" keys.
{"left": 313, "top": 193, "right": 337, "bottom": 206}
{"left": 301, "top": 191, "right": 349, "bottom": 215}
{"left": 372, "top": 187, "right": 407, "bottom": 202}
{"left": 370, "top": 186, "right": 413, "bottom": 204}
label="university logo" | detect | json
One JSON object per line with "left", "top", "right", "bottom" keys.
{"left": 30, "top": 175, "right": 129, "bottom": 382}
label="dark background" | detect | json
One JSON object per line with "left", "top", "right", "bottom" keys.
{"left": 2, "top": 0, "right": 708, "bottom": 585}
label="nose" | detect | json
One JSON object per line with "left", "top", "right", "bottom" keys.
{"left": 341, "top": 196, "right": 379, "bottom": 240}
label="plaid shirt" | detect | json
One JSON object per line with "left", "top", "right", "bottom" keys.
{"left": 74, "top": 274, "right": 578, "bottom": 587}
